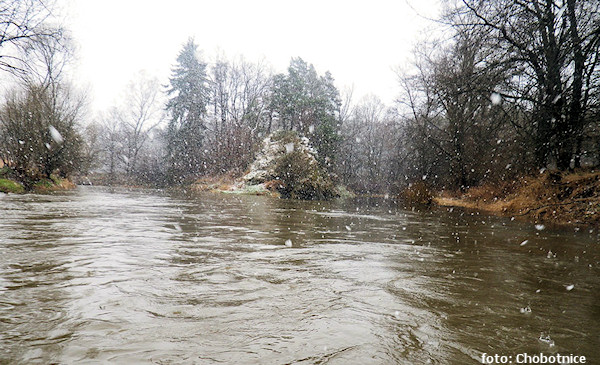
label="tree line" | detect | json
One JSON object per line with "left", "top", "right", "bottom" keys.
{"left": 1, "top": 0, "right": 599, "bottom": 194}
{"left": 86, "top": 40, "right": 346, "bottom": 187}
{"left": 397, "top": 0, "right": 600, "bottom": 191}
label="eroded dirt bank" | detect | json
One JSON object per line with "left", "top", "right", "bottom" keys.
{"left": 435, "top": 171, "right": 600, "bottom": 227}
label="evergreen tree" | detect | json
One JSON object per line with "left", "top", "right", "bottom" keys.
{"left": 270, "top": 58, "right": 341, "bottom": 168}
{"left": 165, "top": 38, "right": 210, "bottom": 181}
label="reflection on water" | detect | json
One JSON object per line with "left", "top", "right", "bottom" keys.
{"left": 0, "top": 186, "right": 598, "bottom": 363}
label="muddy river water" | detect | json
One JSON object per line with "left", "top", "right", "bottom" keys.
{"left": 1, "top": 186, "right": 598, "bottom": 364}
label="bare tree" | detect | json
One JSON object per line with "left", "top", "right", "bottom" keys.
{"left": 397, "top": 32, "right": 513, "bottom": 190}
{"left": 80, "top": 121, "right": 102, "bottom": 174}
{"left": 93, "top": 72, "right": 164, "bottom": 182}
{"left": 0, "top": 4, "right": 84, "bottom": 188}
{"left": 98, "top": 108, "right": 124, "bottom": 179}
{"left": 18, "top": 27, "right": 72, "bottom": 94}
{"left": 0, "top": 0, "right": 65, "bottom": 75}
{"left": 205, "top": 55, "right": 272, "bottom": 174}
{"left": 338, "top": 95, "right": 402, "bottom": 193}
{"left": 118, "top": 72, "right": 163, "bottom": 175}
{"left": 445, "top": 0, "right": 600, "bottom": 170}
{"left": 0, "top": 82, "right": 85, "bottom": 187}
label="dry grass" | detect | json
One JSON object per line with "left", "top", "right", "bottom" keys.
{"left": 434, "top": 170, "right": 600, "bottom": 226}
{"left": 190, "top": 174, "right": 237, "bottom": 192}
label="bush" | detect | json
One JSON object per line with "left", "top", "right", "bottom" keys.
{"left": 274, "top": 150, "right": 338, "bottom": 200}
{"left": 400, "top": 182, "right": 433, "bottom": 207}
{"left": 0, "top": 84, "right": 84, "bottom": 188}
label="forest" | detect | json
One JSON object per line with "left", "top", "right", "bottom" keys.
{"left": 1, "top": 0, "right": 599, "bottom": 198}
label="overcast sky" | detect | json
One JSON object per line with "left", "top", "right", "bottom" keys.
{"left": 65, "top": 0, "right": 441, "bottom": 113}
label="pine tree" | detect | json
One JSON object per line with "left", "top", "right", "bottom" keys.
{"left": 165, "top": 38, "right": 210, "bottom": 181}
{"left": 270, "top": 57, "right": 341, "bottom": 168}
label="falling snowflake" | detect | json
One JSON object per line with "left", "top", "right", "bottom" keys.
{"left": 49, "top": 126, "right": 64, "bottom": 144}
{"left": 285, "top": 142, "right": 294, "bottom": 153}
{"left": 490, "top": 92, "right": 502, "bottom": 105}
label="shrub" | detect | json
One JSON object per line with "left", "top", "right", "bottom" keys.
{"left": 274, "top": 150, "right": 338, "bottom": 200}
{"left": 0, "top": 84, "right": 84, "bottom": 188}
{"left": 400, "top": 182, "right": 433, "bottom": 207}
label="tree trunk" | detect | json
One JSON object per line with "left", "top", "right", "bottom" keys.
{"left": 565, "top": 0, "right": 585, "bottom": 171}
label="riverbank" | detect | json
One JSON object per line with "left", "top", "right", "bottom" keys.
{"left": 0, "top": 174, "right": 75, "bottom": 194}
{"left": 31, "top": 176, "right": 76, "bottom": 193}
{"left": 189, "top": 174, "right": 356, "bottom": 200}
{"left": 434, "top": 170, "right": 600, "bottom": 227}
{"left": 190, "top": 174, "right": 278, "bottom": 197}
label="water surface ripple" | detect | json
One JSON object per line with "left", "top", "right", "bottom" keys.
{"left": 0, "top": 186, "right": 598, "bottom": 364}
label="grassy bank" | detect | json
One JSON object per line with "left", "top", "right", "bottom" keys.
{"left": 0, "top": 178, "right": 25, "bottom": 193}
{"left": 31, "top": 176, "right": 76, "bottom": 193}
{"left": 0, "top": 174, "right": 75, "bottom": 194}
{"left": 434, "top": 170, "right": 600, "bottom": 227}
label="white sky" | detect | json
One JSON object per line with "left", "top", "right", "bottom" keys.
{"left": 64, "top": 0, "right": 441, "bottom": 113}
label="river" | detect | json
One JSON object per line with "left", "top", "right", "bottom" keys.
{"left": 0, "top": 186, "right": 598, "bottom": 364}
